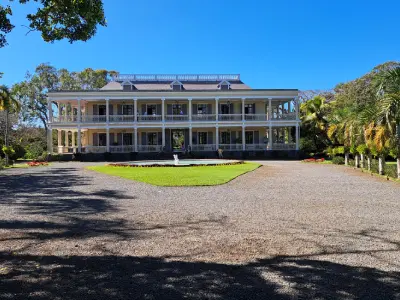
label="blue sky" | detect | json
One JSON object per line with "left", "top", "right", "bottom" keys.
{"left": 1, "top": 0, "right": 399, "bottom": 90}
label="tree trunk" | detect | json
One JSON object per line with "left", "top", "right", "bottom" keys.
{"left": 378, "top": 156, "right": 385, "bottom": 175}
{"left": 4, "top": 109, "right": 9, "bottom": 166}
{"left": 397, "top": 157, "right": 400, "bottom": 179}
{"left": 367, "top": 154, "right": 371, "bottom": 171}
{"left": 345, "top": 153, "right": 349, "bottom": 166}
{"left": 360, "top": 154, "right": 364, "bottom": 168}
{"left": 355, "top": 154, "right": 359, "bottom": 168}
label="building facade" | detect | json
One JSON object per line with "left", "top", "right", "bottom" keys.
{"left": 47, "top": 74, "right": 300, "bottom": 157}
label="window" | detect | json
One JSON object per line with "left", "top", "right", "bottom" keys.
{"left": 172, "top": 104, "right": 182, "bottom": 115}
{"left": 123, "top": 133, "right": 132, "bottom": 145}
{"left": 220, "top": 104, "right": 231, "bottom": 114}
{"left": 197, "top": 104, "right": 208, "bottom": 114}
{"left": 122, "top": 105, "right": 133, "bottom": 115}
{"left": 218, "top": 80, "right": 231, "bottom": 90}
{"left": 98, "top": 105, "right": 106, "bottom": 115}
{"left": 147, "top": 132, "right": 158, "bottom": 145}
{"left": 245, "top": 131, "right": 254, "bottom": 144}
{"left": 146, "top": 105, "right": 157, "bottom": 115}
{"left": 198, "top": 132, "right": 208, "bottom": 145}
{"left": 170, "top": 81, "right": 183, "bottom": 91}
{"left": 245, "top": 104, "right": 254, "bottom": 114}
{"left": 98, "top": 133, "right": 107, "bottom": 146}
{"left": 220, "top": 131, "right": 230, "bottom": 144}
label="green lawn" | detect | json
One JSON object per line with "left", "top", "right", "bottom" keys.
{"left": 87, "top": 162, "right": 260, "bottom": 186}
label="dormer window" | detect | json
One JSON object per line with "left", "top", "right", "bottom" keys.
{"left": 218, "top": 80, "right": 231, "bottom": 90}
{"left": 122, "top": 81, "right": 134, "bottom": 91}
{"left": 170, "top": 80, "right": 183, "bottom": 91}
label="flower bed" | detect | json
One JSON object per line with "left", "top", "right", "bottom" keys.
{"left": 303, "top": 158, "right": 325, "bottom": 163}
{"left": 27, "top": 161, "right": 49, "bottom": 167}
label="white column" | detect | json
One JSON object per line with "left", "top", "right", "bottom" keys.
{"left": 106, "top": 98, "right": 110, "bottom": 123}
{"left": 134, "top": 98, "right": 138, "bottom": 122}
{"left": 215, "top": 97, "right": 219, "bottom": 121}
{"left": 78, "top": 128, "right": 82, "bottom": 152}
{"left": 189, "top": 127, "right": 192, "bottom": 148}
{"left": 57, "top": 130, "right": 62, "bottom": 153}
{"left": 269, "top": 126, "right": 273, "bottom": 150}
{"left": 268, "top": 98, "right": 272, "bottom": 120}
{"left": 295, "top": 97, "right": 300, "bottom": 121}
{"left": 134, "top": 127, "right": 138, "bottom": 152}
{"left": 162, "top": 127, "right": 166, "bottom": 148}
{"left": 161, "top": 98, "right": 165, "bottom": 122}
{"left": 242, "top": 98, "right": 245, "bottom": 121}
{"left": 242, "top": 126, "right": 246, "bottom": 151}
{"left": 215, "top": 127, "right": 219, "bottom": 149}
{"left": 72, "top": 131, "right": 76, "bottom": 148}
{"left": 106, "top": 128, "right": 110, "bottom": 152}
{"left": 77, "top": 99, "right": 81, "bottom": 123}
{"left": 65, "top": 130, "right": 69, "bottom": 147}
{"left": 296, "top": 124, "right": 300, "bottom": 150}
{"left": 188, "top": 98, "right": 192, "bottom": 121}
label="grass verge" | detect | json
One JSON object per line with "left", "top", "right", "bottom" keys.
{"left": 87, "top": 162, "right": 261, "bottom": 186}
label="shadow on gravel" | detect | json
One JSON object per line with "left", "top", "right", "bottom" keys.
{"left": 0, "top": 253, "right": 399, "bottom": 300}
{"left": 0, "top": 167, "right": 134, "bottom": 243}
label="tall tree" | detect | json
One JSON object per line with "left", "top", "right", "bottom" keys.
{"left": 12, "top": 63, "right": 117, "bottom": 129}
{"left": 0, "top": 0, "right": 106, "bottom": 48}
{"left": 0, "top": 85, "right": 20, "bottom": 165}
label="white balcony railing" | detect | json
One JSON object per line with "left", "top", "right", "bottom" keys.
{"left": 191, "top": 144, "right": 216, "bottom": 151}
{"left": 85, "top": 146, "right": 107, "bottom": 153}
{"left": 218, "top": 114, "right": 242, "bottom": 121}
{"left": 245, "top": 114, "right": 267, "bottom": 121}
{"left": 109, "top": 115, "right": 135, "bottom": 122}
{"left": 138, "top": 115, "right": 162, "bottom": 122}
{"left": 271, "top": 112, "right": 297, "bottom": 120}
{"left": 272, "top": 143, "right": 296, "bottom": 150}
{"left": 110, "top": 145, "right": 135, "bottom": 153}
{"left": 246, "top": 144, "right": 267, "bottom": 151}
{"left": 82, "top": 115, "right": 107, "bottom": 123}
{"left": 192, "top": 114, "right": 216, "bottom": 121}
{"left": 219, "top": 144, "right": 243, "bottom": 151}
{"left": 138, "top": 145, "right": 162, "bottom": 152}
{"left": 53, "top": 115, "right": 77, "bottom": 123}
{"left": 165, "top": 115, "right": 189, "bottom": 121}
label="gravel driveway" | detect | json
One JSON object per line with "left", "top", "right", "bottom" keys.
{"left": 0, "top": 161, "right": 399, "bottom": 299}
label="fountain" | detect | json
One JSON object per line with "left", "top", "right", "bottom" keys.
{"left": 173, "top": 154, "right": 179, "bottom": 165}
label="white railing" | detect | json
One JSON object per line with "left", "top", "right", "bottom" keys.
{"left": 53, "top": 115, "right": 77, "bottom": 123}
{"left": 219, "top": 144, "right": 243, "bottom": 150}
{"left": 109, "top": 115, "right": 135, "bottom": 122}
{"left": 138, "top": 145, "right": 162, "bottom": 152}
{"left": 218, "top": 114, "right": 242, "bottom": 121}
{"left": 82, "top": 115, "right": 107, "bottom": 123}
{"left": 272, "top": 143, "right": 296, "bottom": 150}
{"left": 271, "top": 112, "right": 297, "bottom": 120}
{"left": 110, "top": 145, "right": 135, "bottom": 153}
{"left": 114, "top": 74, "right": 240, "bottom": 82}
{"left": 245, "top": 114, "right": 267, "bottom": 121}
{"left": 138, "top": 115, "right": 162, "bottom": 122}
{"left": 165, "top": 115, "right": 189, "bottom": 121}
{"left": 246, "top": 144, "right": 267, "bottom": 151}
{"left": 192, "top": 114, "right": 216, "bottom": 121}
{"left": 191, "top": 144, "right": 216, "bottom": 151}
{"left": 85, "top": 146, "right": 107, "bottom": 153}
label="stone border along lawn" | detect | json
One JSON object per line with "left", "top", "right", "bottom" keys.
{"left": 87, "top": 162, "right": 261, "bottom": 186}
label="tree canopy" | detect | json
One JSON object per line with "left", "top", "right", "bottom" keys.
{"left": 0, "top": 0, "right": 106, "bottom": 48}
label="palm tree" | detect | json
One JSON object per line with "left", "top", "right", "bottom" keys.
{"left": 0, "top": 85, "right": 20, "bottom": 165}
{"left": 377, "top": 66, "right": 400, "bottom": 178}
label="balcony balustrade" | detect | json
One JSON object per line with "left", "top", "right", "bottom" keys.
{"left": 84, "top": 146, "right": 107, "bottom": 153}
{"left": 218, "top": 114, "right": 242, "bottom": 121}
{"left": 271, "top": 112, "right": 297, "bottom": 120}
{"left": 219, "top": 144, "right": 242, "bottom": 151}
{"left": 272, "top": 143, "right": 296, "bottom": 150}
{"left": 110, "top": 145, "right": 135, "bottom": 153}
{"left": 138, "top": 145, "right": 162, "bottom": 152}
{"left": 244, "top": 114, "right": 267, "bottom": 121}
{"left": 165, "top": 115, "right": 189, "bottom": 122}
{"left": 191, "top": 144, "right": 216, "bottom": 151}
{"left": 192, "top": 114, "right": 216, "bottom": 121}
{"left": 245, "top": 144, "right": 267, "bottom": 151}
{"left": 109, "top": 115, "right": 135, "bottom": 122}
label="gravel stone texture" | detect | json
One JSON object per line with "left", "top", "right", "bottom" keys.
{"left": 0, "top": 161, "right": 399, "bottom": 299}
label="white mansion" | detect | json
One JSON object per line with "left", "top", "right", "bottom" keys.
{"left": 47, "top": 74, "right": 300, "bottom": 156}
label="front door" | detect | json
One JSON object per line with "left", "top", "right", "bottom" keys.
{"left": 171, "top": 130, "right": 185, "bottom": 151}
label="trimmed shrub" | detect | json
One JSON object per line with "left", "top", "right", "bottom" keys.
{"left": 384, "top": 164, "right": 397, "bottom": 178}
{"left": 0, "top": 158, "right": 5, "bottom": 170}
{"left": 332, "top": 156, "right": 345, "bottom": 165}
